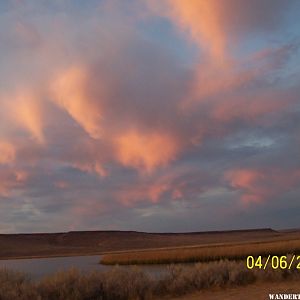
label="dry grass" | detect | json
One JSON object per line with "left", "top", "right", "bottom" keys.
{"left": 0, "top": 256, "right": 299, "bottom": 300}
{"left": 100, "top": 239, "right": 300, "bottom": 265}
{"left": 0, "top": 269, "right": 39, "bottom": 300}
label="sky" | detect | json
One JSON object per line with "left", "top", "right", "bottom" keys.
{"left": 0, "top": 0, "right": 300, "bottom": 233}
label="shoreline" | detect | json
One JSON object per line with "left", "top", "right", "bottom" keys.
{"left": 0, "top": 252, "right": 105, "bottom": 261}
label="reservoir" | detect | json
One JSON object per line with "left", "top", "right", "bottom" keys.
{"left": 0, "top": 255, "right": 167, "bottom": 280}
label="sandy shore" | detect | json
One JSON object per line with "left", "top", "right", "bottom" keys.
{"left": 167, "top": 280, "right": 300, "bottom": 300}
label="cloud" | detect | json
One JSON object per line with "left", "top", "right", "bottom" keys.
{"left": 150, "top": 0, "right": 297, "bottom": 61}
{"left": 0, "top": 0, "right": 299, "bottom": 232}
{"left": 50, "top": 66, "right": 103, "bottom": 139}
{"left": 0, "top": 167, "right": 28, "bottom": 197}
{"left": 115, "top": 165, "right": 218, "bottom": 206}
{"left": 114, "top": 129, "right": 179, "bottom": 173}
{"left": 225, "top": 168, "right": 300, "bottom": 204}
{"left": 6, "top": 90, "right": 45, "bottom": 143}
{"left": 0, "top": 141, "right": 15, "bottom": 164}
{"left": 71, "top": 161, "right": 107, "bottom": 177}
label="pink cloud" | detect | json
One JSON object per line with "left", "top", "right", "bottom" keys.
{"left": 0, "top": 141, "right": 16, "bottom": 165}
{"left": 0, "top": 167, "right": 28, "bottom": 197}
{"left": 6, "top": 90, "right": 45, "bottom": 144}
{"left": 114, "top": 129, "right": 179, "bottom": 173}
{"left": 50, "top": 66, "right": 103, "bottom": 139}
{"left": 225, "top": 168, "right": 300, "bottom": 204}
{"left": 150, "top": 0, "right": 289, "bottom": 61}
{"left": 0, "top": 0, "right": 299, "bottom": 232}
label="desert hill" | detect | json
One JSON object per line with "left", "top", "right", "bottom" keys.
{"left": 0, "top": 228, "right": 299, "bottom": 259}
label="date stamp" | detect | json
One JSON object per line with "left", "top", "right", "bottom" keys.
{"left": 246, "top": 255, "right": 300, "bottom": 270}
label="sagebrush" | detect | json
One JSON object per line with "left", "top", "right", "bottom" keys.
{"left": 0, "top": 256, "right": 299, "bottom": 300}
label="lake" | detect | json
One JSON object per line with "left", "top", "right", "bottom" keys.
{"left": 0, "top": 255, "right": 168, "bottom": 280}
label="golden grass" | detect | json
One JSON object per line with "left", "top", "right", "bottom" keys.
{"left": 100, "top": 239, "right": 300, "bottom": 265}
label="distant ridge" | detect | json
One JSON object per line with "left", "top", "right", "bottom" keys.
{"left": 0, "top": 227, "right": 277, "bottom": 236}
{"left": 67, "top": 228, "right": 277, "bottom": 235}
{"left": 0, "top": 227, "right": 296, "bottom": 260}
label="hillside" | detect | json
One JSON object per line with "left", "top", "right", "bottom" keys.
{"left": 0, "top": 228, "right": 299, "bottom": 259}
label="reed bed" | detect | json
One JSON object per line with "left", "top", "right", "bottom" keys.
{"left": 1, "top": 256, "right": 300, "bottom": 300}
{"left": 100, "top": 239, "right": 300, "bottom": 265}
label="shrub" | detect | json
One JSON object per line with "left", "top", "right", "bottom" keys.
{"left": 0, "top": 256, "right": 299, "bottom": 300}
{"left": 0, "top": 269, "right": 39, "bottom": 300}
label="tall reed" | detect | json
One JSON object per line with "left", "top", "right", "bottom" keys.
{"left": 101, "top": 239, "right": 300, "bottom": 265}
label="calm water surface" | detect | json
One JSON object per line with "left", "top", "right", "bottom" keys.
{"left": 0, "top": 255, "right": 168, "bottom": 280}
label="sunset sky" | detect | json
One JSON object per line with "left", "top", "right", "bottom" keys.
{"left": 1, "top": 0, "right": 300, "bottom": 233}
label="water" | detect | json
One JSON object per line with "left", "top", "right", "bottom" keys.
{"left": 0, "top": 255, "right": 167, "bottom": 280}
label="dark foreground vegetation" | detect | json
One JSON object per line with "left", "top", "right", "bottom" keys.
{"left": 1, "top": 256, "right": 299, "bottom": 300}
